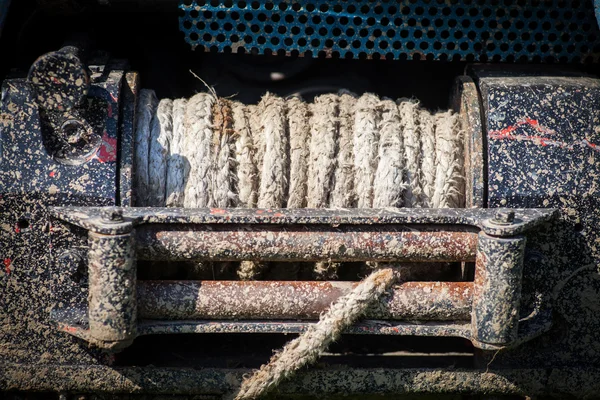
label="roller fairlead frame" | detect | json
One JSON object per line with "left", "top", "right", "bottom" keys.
{"left": 49, "top": 206, "right": 556, "bottom": 351}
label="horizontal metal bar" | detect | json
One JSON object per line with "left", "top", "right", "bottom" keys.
{"left": 137, "top": 281, "right": 473, "bottom": 321}
{"left": 49, "top": 206, "right": 559, "bottom": 237}
{"left": 136, "top": 320, "right": 472, "bottom": 338}
{"left": 136, "top": 225, "right": 478, "bottom": 262}
{"left": 52, "top": 307, "right": 472, "bottom": 339}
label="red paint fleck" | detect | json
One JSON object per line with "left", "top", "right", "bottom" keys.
{"left": 109, "top": 93, "right": 118, "bottom": 103}
{"left": 14, "top": 225, "right": 20, "bottom": 233}
{"left": 4, "top": 258, "right": 11, "bottom": 275}
{"left": 51, "top": 77, "right": 62, "bottom": 85}
{"left": 273, "top": 212, "right": 284, "bottom": 217}
{"left": 489, "top": 118, "right": 600, "bottom": 152}
{"left": 211, "top": 208, "right": 226, "bottom": 215}
{"left": 107, "top": 104, "right": 113, "bottom": 118}
{"left": 95, "top": 132, "right": 118, "bottom": 163}
{"left": 49, "top": 171, "right": 56, "bottom": 178}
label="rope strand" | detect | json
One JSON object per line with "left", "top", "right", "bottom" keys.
{"left": 230, "top": 268, "right": 396, "bottom": 400}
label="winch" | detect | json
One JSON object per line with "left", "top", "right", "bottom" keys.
{"left": 2, "top": 0, "right": 600, "bottom": 399}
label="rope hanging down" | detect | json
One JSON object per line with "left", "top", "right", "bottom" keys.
{"left": 230, "top": 267, "right": 396, "bottom": 400}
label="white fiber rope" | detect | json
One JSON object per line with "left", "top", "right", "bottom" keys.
{"left": 373, "top": 99, "right": 406, "bottom": 208}
{"left": 330, "top": 92, "right": 356, "bottom": 208}
{"left": 286, "top": 97, "right": 310, "bottom": 208}
{"left": 257, "top": 94, "right": 289, "bottom": 209}
{"left": 399, "top": 99, "right": 423, "bottom": 208}
{"left": 183, "top": 93, "right": 215, "bottom": 208}
{"left": 353, "top": 93, "right": 380, "bottom": 208}
{"left": 139, "top": 91, "right": 464, "bottom": 210}
{"left": 166, "top": 98, "right": 187, "bottom": 207}
{"left": 307, "top": 94, "right": 339, "bottom": 208}
{"left": 419, "top": 109, "right": 437, "bottom": 208}
{"left": 230, "top": 268, "right": 396, "bottom": 400}
{"left": 433, "top": 111, "right": 463, "bottom": 208}
{"left": 211, "top": 99, "right": 237, "bottom": 208}
{"left": 232, "top": 101, "right": 258, "bottom": 208}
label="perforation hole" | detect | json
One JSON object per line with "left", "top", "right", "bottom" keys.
{"left": 180, "top": 0, "right": 600, "bottom": 62}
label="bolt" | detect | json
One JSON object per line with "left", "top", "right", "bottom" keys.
{"left": 61, "top": 119, "right": 87, "bottom": 145}
{"left": 492, "top": 209, "right": 515, "bottom": 225}
{"left": 101, "top": 207, "right": 124, "bottom": 223}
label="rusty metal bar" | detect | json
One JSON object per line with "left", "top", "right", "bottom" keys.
{"left": 137, "top": 280, "right": 473, "bottom": 321}
{"left": 136, "top": 225, "right": 478, "bottom": 262}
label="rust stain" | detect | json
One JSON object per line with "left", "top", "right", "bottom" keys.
{"left": 137, "top": 280, "right": 473, "bottom": 321}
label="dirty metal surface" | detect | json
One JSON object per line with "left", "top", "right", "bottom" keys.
{"left": 137, "top": 280, "right": 473, "bottom": 320}
{"left": 472, "top": 233, "right": 526, "bottom": 347}
{"left": 28, "top": 47, "right": 90, "bottom": 113}
{"left": 50, "top": 206, "right": 558, "bottom": 237}
{"left": 54, "top": 306, "right": 474, "bottom": 339}
{"left": 452, "top": 76, "right": 485, "bottom": 208}
{"left": 136, "top": 225, "right": 478, "bottom": 262}
{"left": 0, "top": 65, "right": 125, "bottom": 367}
{"left": 118, "top": 72, "right": 139, "bottom": 207}
{"left": 473, "top": 70, "right": 600, "bottom": 368}
{"left": 4, "top": 64, "right": 600, "bottom": 397}
{"left": 52, "top": 204, "right": 550, "bottom": 351}
{"left": 88, "top": 231, "right": 137, "bottom": 349}
{"left": 2, "top": 363, "right": 600, "bottom": 397}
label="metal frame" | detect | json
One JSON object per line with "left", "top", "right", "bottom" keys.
{"left": 49, "top": 206, "right": 556, "bottom": 351}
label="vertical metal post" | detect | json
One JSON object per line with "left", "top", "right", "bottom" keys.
{"left": 472, "top": 231, "right": 526, "bottom": 347}
{"left": 88, "top": 229, "right": 137, "bottom": 349}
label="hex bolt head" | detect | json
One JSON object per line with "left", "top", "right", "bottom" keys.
{"left": 493, "top": 209, "right": 516, "bottom": 225}
{"left": 102, "top": 207, "right": 124, "bottom": 223}
{"left": 60, "top": 119, "right": 87, "bottom": 145}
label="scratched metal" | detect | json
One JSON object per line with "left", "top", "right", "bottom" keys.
{"left": 136, "top": 225, "right": 478, "bottom": 262}
{"left": 137, "top": 280, "right": 473, "bottom": 320}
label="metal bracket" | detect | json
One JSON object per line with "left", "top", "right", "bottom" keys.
{"left": 49, "top": 206, "right": 557, "bottom": 351}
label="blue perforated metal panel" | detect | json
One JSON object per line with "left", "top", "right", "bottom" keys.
{"left": 180, "top": 0, "right": 600, "bottom": 62}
